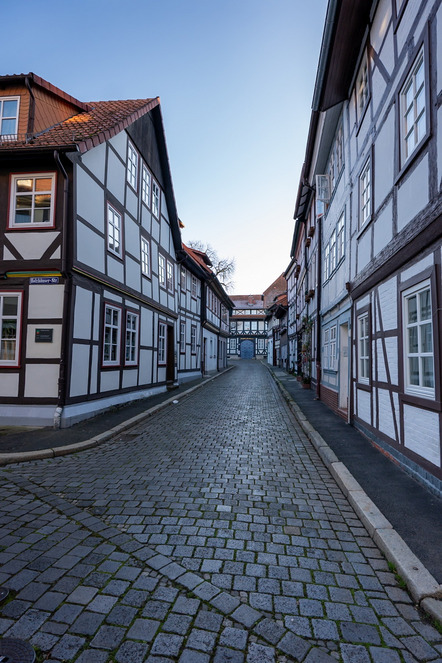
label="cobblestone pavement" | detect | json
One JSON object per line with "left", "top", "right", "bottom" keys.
{"left": 1, "top": 360, "right": 441, "bottom": 662}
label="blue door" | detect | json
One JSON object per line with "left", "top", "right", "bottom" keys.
{"left": 240, "top": 339, "right": 254, "bottom": 359}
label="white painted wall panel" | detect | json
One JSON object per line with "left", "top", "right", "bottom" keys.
{"left": 70, "top": 345, "right": 90, "bottom": 397}
{"left": 125, "top": 215, "right": 140, "bottom": 258}
{"left": 377, "top": 339, "right": 387, "bottom": 383}
{"left": 401, "top": 254, "right": 433, "bottom": 283}
{"left": 404, "top": 404, "right": 440, "bottom": 466}
{"left": 141, "top": 207, "right": 152, "bottom": 233}
{"left": 106, "top": 149, "right": 125, "bottom": 204}
{"left": 93, "top": 294, "right": 100, "bottom": 341}
{"left": 126, "top": 186, "right": 138, "bottom": 220}
{"left": 0, "top": 373, "right": 19, "bottom": 397}
{"left": 77, "top": 222, "right": 105, "bottom": 273}
{"left": 378, "top": 389, "right": 396, "bottom": 440}
{"left": 140, "top": 308, "right": 153, "bottom": 346}
{"left": 108, "top": 131, "right": 127, "bottom": 160}
{"left": 73, "top": 288, "right": 93, "bottom": 339}
{"left": 374, "top": 108, "right": 395, "bottom": 209}
{"left": 26, "top": 324, "right": 62, "bottom": 359}
{"left": 357, "top": 230, "right": 371, "bottom": 272}
{"left": 438, "top": 9, "right": 442, "bottom": 95}
{"left": 122, "top": 370, "right": 138, "bottom": 389}
{"left": 5, "top": 231, "right": 59, "bottom": 261}
{"left": 378, "top": 279, "right": 397, "bottom": 330}
{"left": 373, "top": 201, "right": 393, "bottom": 257}
{"left": 397, "top": 155, "right": 429, "bottom": 231}
{"left": 357, "top": 388, "right": 371, "bottom": 423}
{"left": 107, "top": 255, "right": 124, "bottom": 283}
{"left": 90, "top": 345, "right": 98, "bottom": 394}
{"left": 142, "top": 278, "right": 153, "bottom": 300}
{"left": 139, "top": 349, "right": 152, "bottom": 384}
{"left": 103, "top": 290, "right": 122, "bottom": 304}
{"left": 100, "top": 370, "right": 120, "bottom": 392}
{"left": 160, "top": 218, "right": 170, "bottom": 252}
{"left": 151, "top": 218, "right": 160, "bottom": 243}
{"left": 385, "top": 336, "right": 399, "bottom": 385}
{"left": 28, "top": 284, "right": 64, "bottom": 318}
{"left": 81, "top": 142, "right": 106, "bottom": 183}
{"left": 76, "top": 167, "right": 104, "bottom": 231}
{"left": 161, "top": 193, "right": 169, "bottom": 222}
{"left": 126, "top": 256, "right": 141, "bottom": 293}
{"left": 25, "top": 364, "right": 59, "bottom": 398}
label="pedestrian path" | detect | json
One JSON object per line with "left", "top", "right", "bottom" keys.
{"left": 0, "top": 360, "right": 441, "bottom": 662}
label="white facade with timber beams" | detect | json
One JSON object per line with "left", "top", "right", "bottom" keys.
{"left": 290, "top": 0, "right": 442, "bottom": 495}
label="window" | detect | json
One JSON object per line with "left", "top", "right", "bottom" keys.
{"left": 0, "top": 292, "right": 22, "bottom": 366}
{"left": 141, "top": 164, "right": 151, "bottom": 206}
{"left": 166, "top": 260, "right": 174, "bottom": 292}
{"left": 330, "top": 230, "right": 337, "bottom": 273}
{"left": 0, "top": 97, "right": 19, "bottom": 139}
{"left": 158, "top": 322, "right": 166, "bottom": 364}
{"left": 356, "top": 54, "right": 369, "bottom": 120}
{"left": 257, "top": 338, "right": 265, "bottom": 350}
{"left": 152, "top": 179, "right": 160, "bottom": 218}
{"left": 180, "top": 266, "right": 186, "bottom": 291}
{"left": 337, "top": 214, "right": 345, "bottom": 262}
{"left": 360, "top": 160, "right": 371, "bottom": 227}
{"left": 323, "top": 328, "right": 330, "bottom": 369}
{"left": 400, "top": 48, "right": 426, "bottom": 165}
{"left": 180, "top": 321, "right": 186, "bottom": 353}
{"left": 103, "top": 304, "right": 121, "bottom": 366}
{"left": 9, "top": 173, "right": 55, "bottom": 228}
{"left": 229, "top": 338, "right": 237, "bottom": 353}
{"left": 358, "top": 313, "right": 370, "bottom": 383}
{"left": 125, "top": 312, "right": 139, "bottom": 365}
{"left": 191, "top": 325, "right": 197, "bottom": 354}
{"left": 403, "top": 280, "right": 434, "bottom": 397}
{"left": 127, "top": 141, "right": 138, "bottom": 190}
{"left": 158, "top": 255, "right": 166, "bottom": 287}
{"left": 324, "top": 244, "right": 330, "bottom": 282}
{"left": 141, "top": 237, "right": 151, "bottom": 277}
{"left": 107, "top": 204, "right": 122, "bottom": 256}
{"left": 330, "top": 326, "right": 337, "bottom": 370}
{"left": 191, "top": 276, "right": 198, "bottom": 298}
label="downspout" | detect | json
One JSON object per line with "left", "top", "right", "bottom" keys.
{"left": 53, "top": 150, "right": 70, "bottom": 428}
{"left": 315, "top": 212, "right": 322, "bottom": 400}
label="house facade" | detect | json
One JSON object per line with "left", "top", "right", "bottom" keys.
{"left": 228, "top": 294, "right": 268, "bottom": 359}
{"left": 265, "top": 293, "right": 288, "bottom": 369}
{"left": 0, "top": 73, "right": 231, "bottom": 429}
{"left": 289, "top": 0, "right": 442, "bottom": 494}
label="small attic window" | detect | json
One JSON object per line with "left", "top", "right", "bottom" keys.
{"left": 0, "top": 97, "right": 19, "bottom": 140}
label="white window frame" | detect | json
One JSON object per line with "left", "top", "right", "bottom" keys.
{"left": 166, "top": 260, "right": 174, "bottom": 293}
{"left": 103, "top": 304, "right": 121, "bottom": 366}
{"left": 360, "top": 159, "right": 371, "bottom": 227}
{"left": 180, "top": 321, "right": 186, "bottom": 353}
{"left": 180, "top": 266, "right": 186, "bottom": 291}
{"left": 158, "top": 321, "right": 167, "bottom": 364}
{"left": 141, "top": 237, "right": 151, "bottom": 277}
{"left": 324, "top": 244, "right": 330, "bottom": 282}
{"left": 191, "top": 324, "right": 197, "bottom": 354}
{"left": 323, "top": 328, "right": 330, "bottom": 370}
{"left": 152, "top": 179, "right": 160, "bottom": 218}
{"left": 0, "top": 96, "right": 20, "bottom": 139}
{"left": 141, "top": 164, "right": 151, "bottom": 207}
{"left": 358, "top": 313, "right": 370, "bottom": 384}
{"left": 400, "top": 48, "right": 426, "bottom": 165}
{"left": 125, "top": 311, "right": 139, "bottom": 366}
{"left": 337, "top": 214, "right": 345, "bottom": 263}
{"left": 191, "top": 276, "right": 198, "bottom": 298}
{"left": 127, "top": 140, "right": 138, "bottom": 190}
{"left": 9, "top": 173, "right": 56, "bottom": 229}
{"left": 330, "top": 230, "right": 337, "bottom": 273}
{"left": 329, "top": 325, "right": 337, "bottom": 371}
{"left": 356, "top": 54, "right": 369, "bottom": 121}
{"left": 107, "top": 203, "right": 122, "bottom": 257}
{"left": 0, "top": 291, "right": 22, "bottom": 367}
{"left": 158, "top": 255, "right": 166, "bottom": 287}
{"left": 403, "top": 279, "right": 434, "bottom": 398}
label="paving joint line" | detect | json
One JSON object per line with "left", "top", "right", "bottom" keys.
{"left": 265, "top": 364, "right": 442, "bottom": 624}
{"left": 2, "top": 470, "right": 335, "bottom": 662}
{"left": 0, "top": 366, "right": 235, "bottom": 468}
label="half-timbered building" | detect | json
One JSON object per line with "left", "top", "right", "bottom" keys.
{"left": 290, "top": 0, "right": 442, "bottom": 494}
{"left": 228, "top": 294, "right": 267, "bottom": 359}
{"left": 0, "top": 73, "right": 183, "bottom": 427}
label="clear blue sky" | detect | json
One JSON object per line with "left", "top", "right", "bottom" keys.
{"left": 3, "top": 0, "right": 327, "bottom": 295}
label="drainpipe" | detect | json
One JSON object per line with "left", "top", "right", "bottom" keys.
{"left": 53, "top": 150, "right": 70, "bottom": 428}
{"left": 315, "top": 212, "right": 322, "bottom": 400}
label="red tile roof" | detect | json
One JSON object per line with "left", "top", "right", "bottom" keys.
{"left": 182, "top": 244, "right": 213, "bottom": 275}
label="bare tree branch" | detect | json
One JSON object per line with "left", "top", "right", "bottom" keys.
{"left": 188, "top": 240, "right": 235, "bottom": 292}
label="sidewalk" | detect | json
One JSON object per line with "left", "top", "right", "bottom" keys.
{"left": 265, "top": 362, "right": 442, "bottom": 586}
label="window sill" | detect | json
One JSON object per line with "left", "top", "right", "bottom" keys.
{"left": 400, "top": 391, "right": 441, "bottom": 412}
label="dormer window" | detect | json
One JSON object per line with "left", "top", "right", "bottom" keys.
{"left": 0, "top": 97, "right": 19, "bottom": 139}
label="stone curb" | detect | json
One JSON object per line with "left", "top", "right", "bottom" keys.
{"left": 0, "top": 366, "right": 234, "bottom": 467}
{"left": 266, "top": 365, "right": 442, "bottom": 619}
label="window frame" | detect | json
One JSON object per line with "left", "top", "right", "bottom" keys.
{"left": 356, "top": 49, "right": 370, "bottom": 127}
{"left": 0, "top": 96, "right": 20, "bottom": 140}
{"left": 336, "top": 213, "right": 345, "bottom": 263}
{"left": 166, "top": 260, "right": 174, "bottom": 293}
{"left": 191, "top": 324, "right": 197, "bottom": 355}
{"left": 107, "top": 202, "right": 123, "bottom": 258}
{"left": 158, "top": 321, "right": 167, "bottom": 365}
{"left": 141, "top": 236, "right": 151, "bottom": 278}
{"left": 158, "top": 254, "right": 166, "bottom": 287}
{"left": 402, "top": 278, "right": 435, "bottom": 400}
{"left": 180, "top": 320, "right": 186, "bottom": 354}
{"left": 180, "top": 266, "right": 187, "bottom": 291}
{"left": 125, "top": 310, "right": 139, "bottom": 367}
{"left": 359, "top": 156, "right": 372, "bottom": 229}
{"left": 0, "top": 290, "right": 23, "bottom": 367}
{"left": 103, "top": 303, "right": 122, "bottom": 367}
{"left": 152, "top": 179, "right": 160, "bottom": 218}
{"left": 8, "top": 172, "right": 56, "bottom": 229}
{"left": 356, "top": 307, "right": 371, "bottom": 387}
{"left": 127, "top": 140, "right": 139, "bottom": 191}
{"left": 191, "top": 275, "right": 198, "bottom": 299}
{"left": 141, "top": 163, "right": 151, "bottom": 207}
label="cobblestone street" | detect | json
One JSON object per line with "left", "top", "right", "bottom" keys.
{"left": 1, "top": 360, "right": 441, "bottom": 662}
